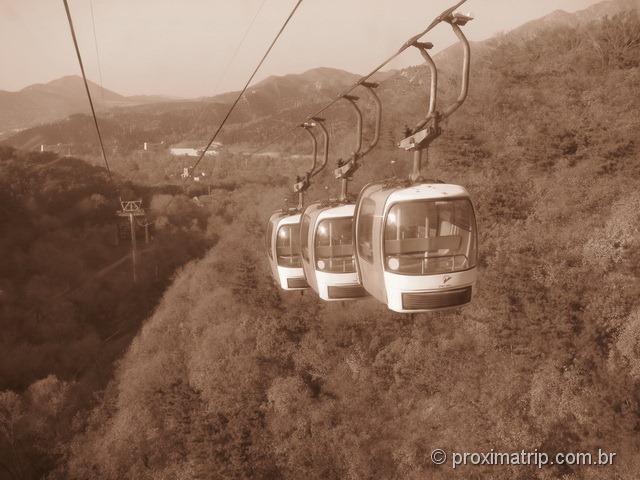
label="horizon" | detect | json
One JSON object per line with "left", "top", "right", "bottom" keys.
{"left": 2, "top": 0, "right": 604, "bottom": 97}
{"left": 1, "top": 66, "right": 385, "bottom": 99}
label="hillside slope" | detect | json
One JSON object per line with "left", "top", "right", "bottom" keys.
{"left": 54, "top": 9, "right": 640, "bottom": 480}
{"left": 513, "top": 0, "right": 640, "bottom": 37}
{"left": 0, "top": 146, "right": 219, "bottom": 478}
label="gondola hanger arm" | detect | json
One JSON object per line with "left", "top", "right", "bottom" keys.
{"left": 359, "top": 82, "right": 382, "bottom": 158}
{"left": 441, "top": 14, "right": 472, "bottom": 119}
{"left": 333, "top": 94, "right": 362, "bottom": 180}
{"left": 293, "top": 118, "right": 330, "bottom": 195}
{"left": 301, "top": 122, "right": 318, "bottom": 177}
{"left": 342, "top": 95, "right": 363, "bottom": 157}
{"left": 293, "top": 123, "right": 316, "bottom": 195}
{"left": 399, "top": 10, "right": 473, "bottom": 152}
{"left": 310, "top": 117, "right": 329, "bottom": 178}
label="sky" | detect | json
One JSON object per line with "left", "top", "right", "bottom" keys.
{"left": 0, "top": 0, "right": 604, "bottom": 97}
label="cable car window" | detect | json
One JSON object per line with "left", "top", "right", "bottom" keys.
{"left": 384, "top": 199, "right": 477, "bottom": 275}
{"left": 266, "top": 219, "right": 275, "bottom": 259}
{"left": 301, "top": 214, "right": 311, "bottom": 261}
{"left": 357, "top": 198, "right": 376, "bottom": 263}
{"left": 276, "top": 224, "right": 302, "bottom": 268}
{"left": 314, "top": 217, "right": 355, "bottom": 273}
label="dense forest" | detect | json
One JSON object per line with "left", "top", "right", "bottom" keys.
{"left": 1, "top": 7, "right": 640, "bottom": 480}
{"left": 0, "top": 146, "right": 219, "bottom": 477}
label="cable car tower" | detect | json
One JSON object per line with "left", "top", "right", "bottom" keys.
{"left": 116, "top": 199, "right": 147, "bottom": 283}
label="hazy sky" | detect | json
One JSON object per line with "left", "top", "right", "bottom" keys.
{"left": 1, "top": 0, "right": 603, "bottom": 97}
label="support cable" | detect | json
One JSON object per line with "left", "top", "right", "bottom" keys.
{"left": 192, "top": 0, "right": 304, "bottom": 173}
{"left": 214, "top": 0, "right": 268, "bottom": 92}
{"left": 62, "top": 0, "right": 113, "bottom": 182}
{"left": 89, "top": 0, "right": 104, "bottom": 101}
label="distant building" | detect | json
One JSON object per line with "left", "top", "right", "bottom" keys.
{"left": 40, "top": 144, "right": 72, "bottom": 156}
{"left": 142, "top": 141, "right": 165, "bottom": 152}
{"left": 170, "top": 140, "right": 222, "bottom": 157}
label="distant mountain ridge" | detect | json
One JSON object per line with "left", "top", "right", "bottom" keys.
{"left": 1, "top": 67, "right": 366, "bottom": 151}
{"left": 430, "top": 0, "right": 639, "bottom": 65}
{"left": 508, "top": 0, "right": 639, "bottom": 37}
{"left": 3, "top": 0, "right": 638, "bottom": 146}
{"left": 0, "top": 76, "right": 172, "bottom": 133}
{"left": 198, "top": 67, "right": 362, "bottom": 116}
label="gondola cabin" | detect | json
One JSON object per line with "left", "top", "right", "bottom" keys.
{"left": 266, "top": 211, "right": 308, "bottom": 290}
{"left": 354, "top": 182, "right": 477, "bottom": 312}
{"left": 300, "top": 202, "right": 368, "bottom": 301}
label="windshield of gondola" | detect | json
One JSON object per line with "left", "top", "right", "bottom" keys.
{"left": 384, "top": 199, "right": 477, "bottom": 275}
{"left": 276, "top": 224, "right": 302, "bottom": 267}
{"left": 314, "top": 217, "right": 356, "bottom": 273}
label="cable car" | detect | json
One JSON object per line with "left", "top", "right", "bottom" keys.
{"left": 354, "top": 181, "right": 477, "bottom": 312}
{"left": 352, "top": 10, "right": 477, "bottom": 312}
{"left": 265, "top": 119, "right": 329, "bottom": 291}
{"left": 299, "top": 84, "right": 381, "bottom": 301}
{"left": 266, "top": 210, "right": 308, "bottom": 290}
{"left": 300, "top": 201, "right": 367, "bottom": 300}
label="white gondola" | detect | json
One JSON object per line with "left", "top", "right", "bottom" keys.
{"left": 266, "top": 210, "right": 308, "bottom": 290}
{"left": 300, "top": 202, "right": 367, "bottom": 300}
{"left": 265, "top": 119, "right": 329, "bottom": 291}
{"left": 354, "top": 182, "right": 477, "bottom": 312}
{"left": 353, "top": 10, "right": 477, "bottom": 313}
{"left": 299, "top": 84, "right": 381, "bottom": 301}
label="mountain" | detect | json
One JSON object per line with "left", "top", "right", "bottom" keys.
{"left": 0, "top": 76, "right": 173, "bottom": 133}
{"left": 428, "top": 0, "right": 639, "bottom": 66}
{"left": 1, "top": 67, "right": 363, "bottom": 153}
{"left": 508, "top": 0, "right": 639, "bottom": 37}
{"left": 197, "top": 67, "right": 361, "bottom": 117}
{"left": 3, "top": 0, "right": 639, "bottom": 155}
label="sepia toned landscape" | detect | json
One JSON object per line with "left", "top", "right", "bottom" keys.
{"left": 1, "top": 0, "right": 640, "bottom": 478}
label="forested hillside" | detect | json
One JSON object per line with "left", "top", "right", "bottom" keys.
{"left": 0, "top": 146, "right": 219, "bottom": 478}
{"left": 44, "top": 10, "right": 640, "bottom": 480}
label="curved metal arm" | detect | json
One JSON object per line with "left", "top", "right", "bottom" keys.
{"left": 400, "top": 11, "right": 472, "bottom": 149}
{"left": 310, "top": 117, "right": 329, "bottom": 178}
{"left": 360, "top": 82, "right": 382, "bottom": 157}
{"left": 301, "top": 122, "right": 318, "bottom": 176}
{"left": 341, "top": 95, "right": 363, "bottom": 157}
{"left": 411, "top": 42, "right": 438, "bottom": 132}
{"left": 421, "top": 44, "right": 438, "bottom": 116}
{"left": 442, "top": 21, "right": 471, "bottom": 119}
{"left": 292, "top": 119, "right": 329, "bottom": 201}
